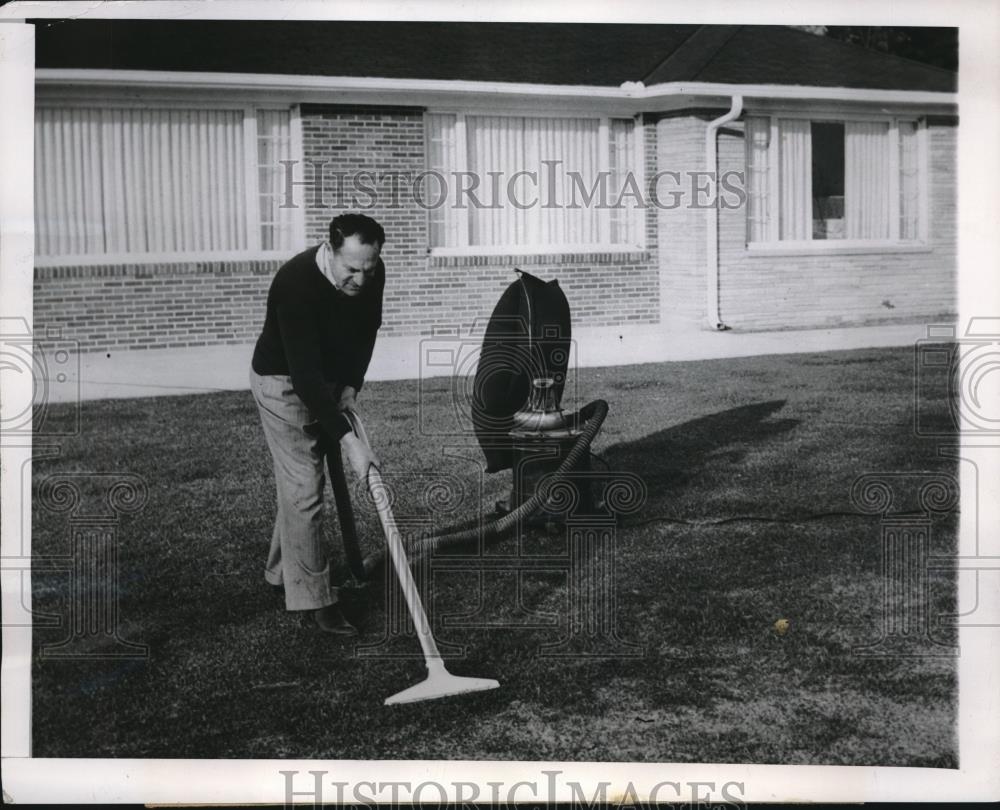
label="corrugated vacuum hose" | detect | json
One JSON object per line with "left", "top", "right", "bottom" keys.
{"left": 356, "top": 398, "right": 609, "bottom": 578}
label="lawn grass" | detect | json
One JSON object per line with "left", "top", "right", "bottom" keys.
{"left": 30, "top": 346, "right": 958, "bottom": 765}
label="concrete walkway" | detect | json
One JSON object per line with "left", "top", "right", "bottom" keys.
{"left": 40, "top": 320, "right": 947, "bottom": 404}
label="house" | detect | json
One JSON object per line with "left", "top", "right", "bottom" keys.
{"left": 31, "top": 21, "right": 957, "bottom": 370}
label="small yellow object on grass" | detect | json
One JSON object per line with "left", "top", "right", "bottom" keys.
{"left": 774, "top": 618, "right": 790, "bottom": 635}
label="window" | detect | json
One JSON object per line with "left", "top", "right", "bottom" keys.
{"left": 34, "top": 105, "right": 300, "bottom": 262}
{"left": 256, "top": 109, "right": 295, "bottom": 251}
{"left": 745, "top": 115, "right": 925, "bottom": 246}
{"left": 425, "top": 113, "right": 642, "bottom": 252}
{"left": 811, "top": 122, "right": 845, "bottom": 239}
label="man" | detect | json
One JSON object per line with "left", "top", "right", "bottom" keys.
{"left": 250, "top": 213, "right": 384, "bottom": 635}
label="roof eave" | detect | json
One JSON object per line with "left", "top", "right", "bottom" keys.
{"left": 34, "top": 69, "right": 958, "bottom": 112}
{"left": 645, "top": 80, "right": 957, "bottom": 108}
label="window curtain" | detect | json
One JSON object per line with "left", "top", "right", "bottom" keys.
{"left": 466, "top": 115, "right": 533, "bottom": 246}
{"left": 898, "top": 121, "right": 920, "bottom": 240}
{"left": 426, "top": 114, "right": 637, "bottom": 248}
{"left": 257, "top": 109, "right": 293, "bottom": 252}
{"left": 745, "top": 117, "right": 771, "bottom": 242}
{"left": 609, "top": 118, "right": 637, "bottom": 245}
{"left": 465, "top": 115, "right": 602, "bottom": 247}
{"left": 845, "top": 121, "right": 891, "bottom": 240}
{"left": 778, "top": 119, "right": 811, "bottom": 240}
{"left": 425, "top": 113, "right": 460, "bottom": 248}
{"left": 35, "top": 107, "right": 247, "bottom": 257}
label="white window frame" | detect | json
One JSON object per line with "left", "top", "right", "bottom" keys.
{"left": 745, "top": 110, "right": 930, "bottom": 256}
{"left": 34, "top": 100, "right": 306, "bottom": 268}
{"left": 424, "top": 109, "right": 646, "bottom": 257}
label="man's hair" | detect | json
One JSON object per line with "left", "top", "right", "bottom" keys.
{"left": 329, "top": 213, "right": 386, "bottom": 250}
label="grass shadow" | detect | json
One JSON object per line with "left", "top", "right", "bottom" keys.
{"left": 602, "top": 399, "right": 798, "bottom": 510}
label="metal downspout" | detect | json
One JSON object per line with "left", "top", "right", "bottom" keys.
{"left": 705, "top": 95, "right": 743, "bottom": 330}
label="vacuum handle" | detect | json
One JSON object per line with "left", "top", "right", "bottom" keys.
{"left": 343, "top": 407, "right": 370, "bottom": 447}
{"left": 346, "top": 408, "right": 444, "bottom": 666}
{"left": 342, "top": 407, "right": 382, "bottom": 484}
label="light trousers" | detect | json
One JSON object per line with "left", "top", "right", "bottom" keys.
{"left": 250, "top": 368, "right": 340, "bottom": 611}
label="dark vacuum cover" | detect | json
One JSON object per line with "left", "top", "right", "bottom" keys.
{"left": 472, "top": 271, "right": 571, "bottom": 472}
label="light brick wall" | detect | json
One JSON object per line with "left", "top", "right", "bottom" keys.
{"left": 656, "top": 111, "right": 957, "bottom": 331}
{"left": 715, "top": 115, "right": 957, "bottom": 330}
{"left": 423, "top": 251, "right": 658, "bottom": 337}
{"left": 641, "top": 113, "right": 660, "bottom": 257}
{"left": 32, "top": 104, "right": 955, "bottom": 352}
{"left": 33, "top": 105, "right": 661, "bottom": 353}
{"left": 300, "top": 104, "right": 659, "bottom": 337}
{"left": 33, "top": 260, "right": 280, "bottom": 351}
{"left": 655, "top": 114, "right": 709, "bottom": 327}
{"left": 300, "top": 104, "right": 428, "bottom": 328}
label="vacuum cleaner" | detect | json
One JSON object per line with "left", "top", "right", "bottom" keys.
{"left": 331, "top": 269, "right": 609, "bottom": 705}
{"left": 342, "top": 409, "right": 500, "bottom": 705}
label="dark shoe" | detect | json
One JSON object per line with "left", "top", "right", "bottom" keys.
{"left": 336, "top": 581, "right": 369, "bottom": 628}
{"left": 310, "top": 603, "right": 358, "bottom": 636}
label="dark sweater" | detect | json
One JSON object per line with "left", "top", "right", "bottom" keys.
{"left": 251, "top": 245, "right": 384, "bottom": 440}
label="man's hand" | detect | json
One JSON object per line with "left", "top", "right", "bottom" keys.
{"left": 338, "top": 385, "right": 358, "bottom": 412}
{"left": 340, "top": 430, "right": 380, "bottom": 480}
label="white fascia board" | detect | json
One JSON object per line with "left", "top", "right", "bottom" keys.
{"left": 35, "top": 68, "right": 625, "bottom": 100}
{"left": 642, "top": 81, "right": 957, "bottom": 108}
{"left": 35, "top": 69, "right": 958, "bottom": 112}
{"left": 33, "top": 69, "right": 635, "bottom": 115}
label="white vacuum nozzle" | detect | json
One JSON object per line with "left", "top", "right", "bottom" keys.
{"left": 346, "top": 413, "right": 502, "bottom": 707}
{"left": 385, "top": 662, "right": 500, "bottom": 705}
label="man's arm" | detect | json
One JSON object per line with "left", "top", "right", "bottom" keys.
{"left": 275, "top": 298, "right": 353, "bottom": 441}
{"left": 343, "top": 263, "right": 384, "bottom": 393}
{"left": 275, "top": 298, "right": 379, "bottom": 476}
{"left": 342, "top": 327, "right": 379, "bottom": 393}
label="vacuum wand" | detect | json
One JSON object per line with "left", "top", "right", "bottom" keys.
{"left": 344, "top": 409, "right": 500, "bottom": 705}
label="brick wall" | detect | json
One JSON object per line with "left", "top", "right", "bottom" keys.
{"left": 715, "top": 116, "right": 957, "bottom": 330}
{"left": 422, "top": 250, "right": 658, "bottom": 337}
{"left": 655, "top": 114, "right": 708, "bottom": 326}
{"left": 33, "top": 260, "right": 280, "bottom": 351}
{"left": 33, "top": 105, "right": 661, "bottom": 354}
{"left": 641, "top": 113, "right": 660, "bottom": 258}
{"left": 299, "top": 104, "right": 660, "bottom": 338}
{"left": 656, "top": 111, "right": 957, "bottom": 331}
{"left": 299, "top": 104, "right": 428, "bottom": 327}
{"left": 32, "top": 103, "right": 956, "bottom": 353}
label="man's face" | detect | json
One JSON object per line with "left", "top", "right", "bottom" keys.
{"left": 330, "top": 234, "right": 381, "bottom": 296}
